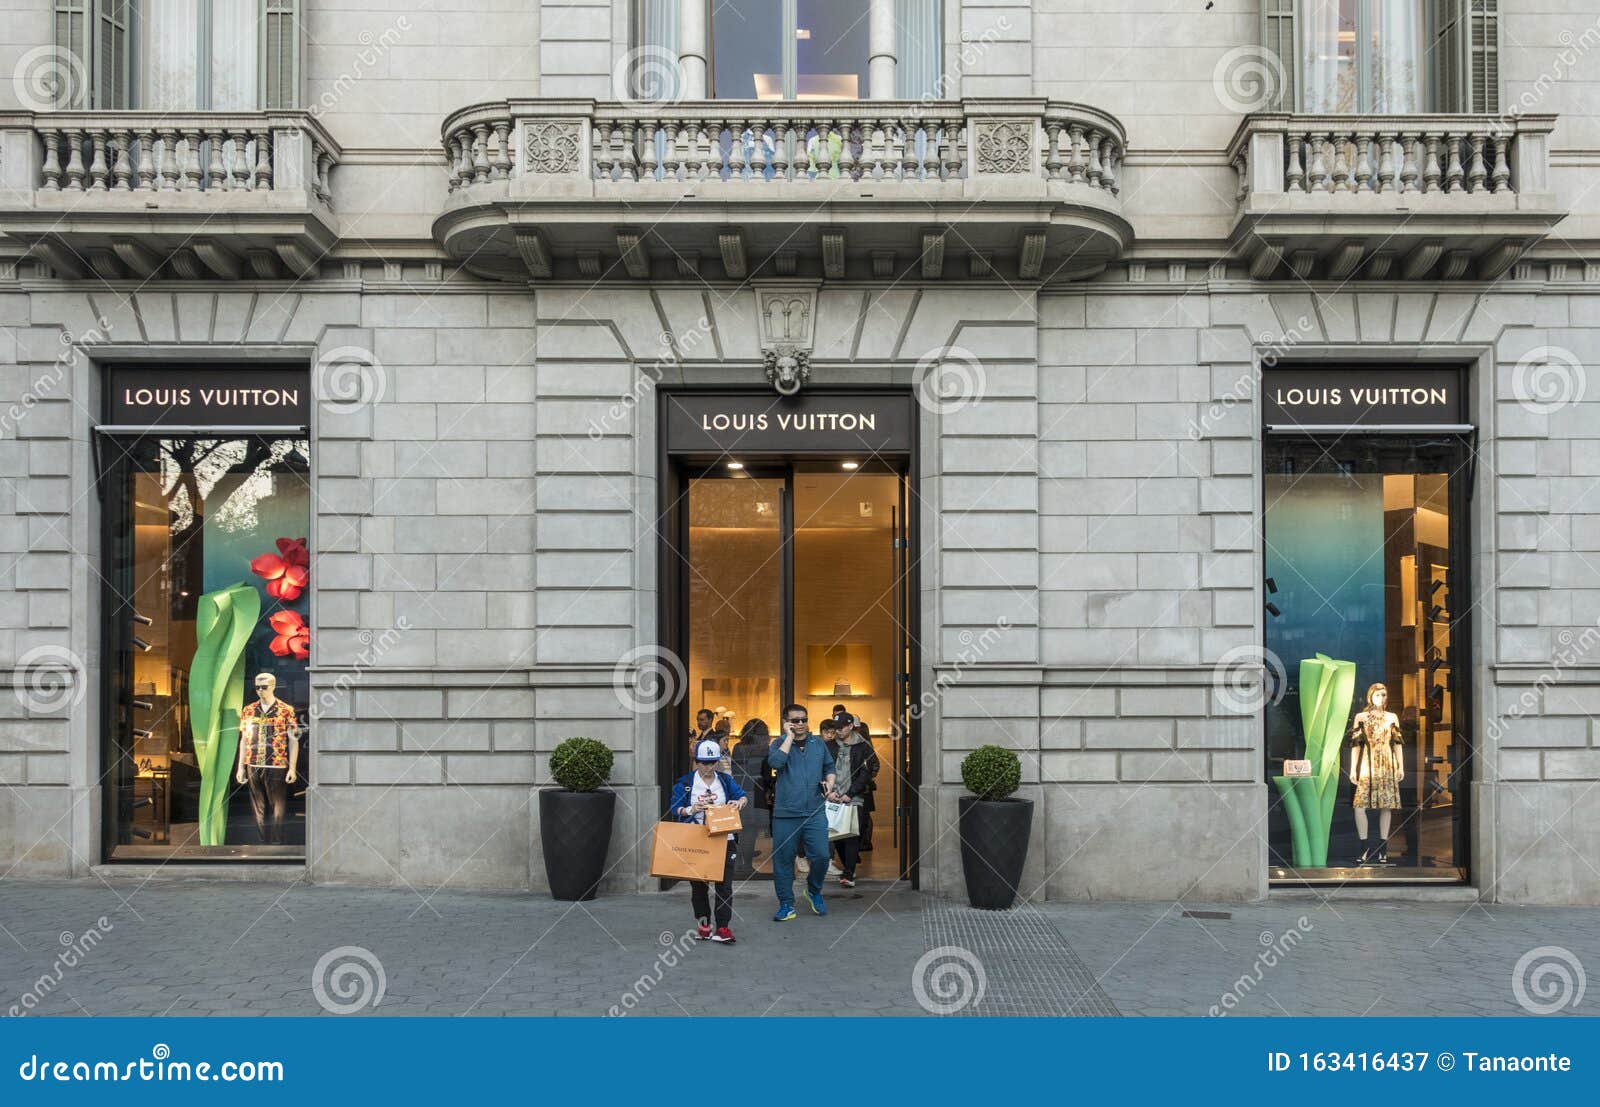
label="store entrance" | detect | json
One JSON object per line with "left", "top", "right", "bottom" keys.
{"left": 661, "top": 440, "right": 917, "bottom": 886}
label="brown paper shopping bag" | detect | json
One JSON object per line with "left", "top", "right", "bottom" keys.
{"left": 650, "top": 821, "right": 729, "bottom": 882}
{"left": 702, "top": 803, "right": 743, "bottom": 836}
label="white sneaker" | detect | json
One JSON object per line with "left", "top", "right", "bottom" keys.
{"left": 827, "top": 865, "right": 843, "bottom": 877}
{"left": 796, "top": 858, "right": 810, "bottom": 874}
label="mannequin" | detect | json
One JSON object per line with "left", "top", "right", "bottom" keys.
{"left": 235, "top": 673, "right": 300, "bottom": 844}
{"left": 1348, "top": 682, "right": 1404, "bottom": 864}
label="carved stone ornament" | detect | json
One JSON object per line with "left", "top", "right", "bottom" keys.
{"left": 524, "top": 121, "right": 582, "bottom": 175}
{"left": 974, "top": 119, "right": 1033, "bottom": 175}
{"left": 764, "top": 346, "right": 812, "bottom": 396}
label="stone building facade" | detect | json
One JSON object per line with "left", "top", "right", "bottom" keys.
{"left": 2, "top": 0, "right": 1599, "bottom": 904}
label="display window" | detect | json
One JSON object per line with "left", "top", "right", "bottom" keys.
{"left": 1261, "top": 369, "right": 1472, "bottom": 884}
{"left": 101, "top": 367, "right": 311, "bottom": 860}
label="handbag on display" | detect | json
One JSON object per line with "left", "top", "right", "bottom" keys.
{"left": 825, "top": 800, "right": 859, "bottom": 841}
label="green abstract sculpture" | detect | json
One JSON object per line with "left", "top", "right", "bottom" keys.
{"left": 1272, "top": 652, "right": 1356, "bottom": 867}
{"left": 189, "top": 582, "right": 260, "bottom": 847}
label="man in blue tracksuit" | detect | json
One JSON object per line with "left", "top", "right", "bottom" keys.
{"left": 767, "top": 702, "right": 837, "bottom": 921}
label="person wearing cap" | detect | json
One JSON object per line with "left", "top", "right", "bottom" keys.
{"left": 668, "top": 738, "right": 748, "bottom": 943}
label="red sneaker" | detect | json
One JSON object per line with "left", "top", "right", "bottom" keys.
{"left": 696, "top": 921, "right": 712, "bottom": 940}
{"left": 711, "top": 927, "right": 736, "bottom": 944}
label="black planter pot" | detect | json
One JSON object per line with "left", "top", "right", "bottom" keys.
{"left": 958, "top": 796, "right": 1034, "bottom": 910}
{"left": 539, "top": 789, "right": 617, "bottom": 901}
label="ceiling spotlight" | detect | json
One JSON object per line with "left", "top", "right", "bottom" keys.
{"left": 131, "top": 611, "right": 153, "bottom": 627}
{"left": 726, "top": 460, "right": 744, "bottom": 471}
{"left": 841, "top": 460, "right": 859, "bottom": 470}
{"left": 1264, "top": 577, "right": 1278, "bottom": 595}
{"left": 1265, "top": 602, "right": 1282, "bottom": 618}
{"left": 132, "top": 636, "right": 153, "bottom": 653}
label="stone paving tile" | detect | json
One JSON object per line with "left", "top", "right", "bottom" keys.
{"left": 2, "top": 881, "right": 1596, "bottom": 1017}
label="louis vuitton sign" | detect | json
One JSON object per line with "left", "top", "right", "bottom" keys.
{"left": 1263, "top": 367, "right": 1464, "bottom": 427}
{"left": 108, "top": 366, "right": 310, "bottom": 426}
{"left": 664, "top": 392, "right": 914, "bottom": 454}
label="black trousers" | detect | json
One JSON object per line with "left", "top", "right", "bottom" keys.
{"left": 833, "top": 834, "right": 860, "bottom": 879}
{"left": 247, "top": 766, "right": 288, "bottom": 844}
{"left": 690, "top": 839, "right": 738, "bottom": 928}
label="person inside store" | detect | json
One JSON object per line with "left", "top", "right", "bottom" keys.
{"left": 823, "top": 714, "right": 878, "bottom": 888}
{"left": 668, "top": 739, "right": 749, "bottom": 943}
{"left": 729, "top": 718, "right": 773, "bottom": 878}
{"left": 766, "top": 704, "right": 836, "bottom": 921}
{"left": 690, "top": 708, "right": 719, "bottom": 756}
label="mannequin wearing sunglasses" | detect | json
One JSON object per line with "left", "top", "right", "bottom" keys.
{"left": 235, "top": 673, "right": 300, "bottom": 844}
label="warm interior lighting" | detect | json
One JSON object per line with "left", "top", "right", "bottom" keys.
{"left": 726, "top": 460, "right": 744, "bottom": 470}
{"left": 795, "top": 28, "right": 811, "bottom": 39}
{"left": 841, "top": 460, "right": 859, "bottom": 470}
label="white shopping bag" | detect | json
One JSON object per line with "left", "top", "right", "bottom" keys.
{"left": 825, "top": 800, "right": 859, "bottom": 841}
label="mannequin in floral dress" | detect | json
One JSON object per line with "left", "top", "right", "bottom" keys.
{"left": 1348, "top": 682, "right": 1404, "bottom": 865}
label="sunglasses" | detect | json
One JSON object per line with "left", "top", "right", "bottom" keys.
{"left": 786, "top": 717, "right": 808, "bottom": 726}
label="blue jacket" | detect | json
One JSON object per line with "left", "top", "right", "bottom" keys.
{"left": 667, "top": 770, "right": 747, "bottom": 824}
{"left": 766, "top": 735, "right": 835, "bottom": 819}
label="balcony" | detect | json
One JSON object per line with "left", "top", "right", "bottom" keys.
{"left": 434, "top": 98, "right": 1131, "bottom": 283}
{"left": 1227, "top": 113, "right": 1562, "bottom": 281}
{"left": 0, "top": 111, "right": 339, "bottom": 279}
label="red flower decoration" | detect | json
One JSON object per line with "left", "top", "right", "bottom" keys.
{"left": 268, "top": 609, "right": 310, "bottom": 660}
{"left": 250, "top": 537, "right": 311, "bottom": 601}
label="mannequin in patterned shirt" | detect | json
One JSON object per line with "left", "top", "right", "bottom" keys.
{"left": 235, "top": 673, "right": 300, "bottom": 844}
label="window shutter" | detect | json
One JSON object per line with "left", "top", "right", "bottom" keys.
{"left": 260, "top": 0, "right": 301, "bottom": 109}
{"left": 1431, "top": 0, "right": 1466, "bottom": 112}
{"left": 94, "top": 0, "right": 130, "bottom": 108}
{"left": 53, "top": 0, "right": 92, "bottom": 107}
{"left": 1468, "top": 0, "right": 1500, "bottom": 113}
{"left": 1262, "top": 0, "right": 1297, "bottom": 111}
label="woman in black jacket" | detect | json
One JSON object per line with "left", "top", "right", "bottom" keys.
{"left": 728, "top": 718, "right": 772, "bottom": 878}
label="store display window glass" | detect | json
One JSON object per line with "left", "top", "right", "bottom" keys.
{"left": 1264, "top": 434, "right": 1470, "bottom": 883}
{"left": 105, "top": 434, "right": 311, "bottom": 859}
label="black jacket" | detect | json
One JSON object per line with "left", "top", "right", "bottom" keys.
{"left": 825, "top": 738, "right": 879, "bottom": 811}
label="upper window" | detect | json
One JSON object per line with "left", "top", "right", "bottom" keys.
{"left": 1263, "top": 0, "right": 1500, "bottom": 114}
{"left": 50, "top": 0, "right": 301, "bottom": 110}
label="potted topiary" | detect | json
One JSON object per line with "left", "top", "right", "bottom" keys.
{"left": 539, "top": 737, "right": 616, "bottom": 901}
{"left": 957, "top": 745, "right": 1032, "bottom": 910}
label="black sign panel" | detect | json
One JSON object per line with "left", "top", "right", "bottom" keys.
{"left": 664, "top": 392, "right": 914, "bottom": 454}
{"left": 107, "top": 366, "right": 310, "bottom": 426}
{"left": 1262, "top": 367, "right": 1463, "bottom": 427}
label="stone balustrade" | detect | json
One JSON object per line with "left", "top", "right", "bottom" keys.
{"left": 1225, "top": 113, "right": 1561, "bottom": 281}
{"left": 0, "top": 111, "right": 342, "bottom": 279}
{"left": 442, "top": 99, "right": 1124, "bottom": 193}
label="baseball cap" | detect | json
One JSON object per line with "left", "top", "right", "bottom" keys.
{"left": 694, "top": 739, "right": 723, "bottom": 763}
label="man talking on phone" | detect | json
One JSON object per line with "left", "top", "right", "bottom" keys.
{"left": 766, "top": 703, "right": 837, "bottom": 921}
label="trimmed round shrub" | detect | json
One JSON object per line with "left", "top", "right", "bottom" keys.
{"left": 961, "top": 745, "right": 1022, "bottom": 801}
{"left": 550, "top": 737, "right": 614, "bottom": 793}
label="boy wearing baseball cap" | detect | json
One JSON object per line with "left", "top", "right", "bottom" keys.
{"left": 668, "top": 738, "right": 749, "bottom": 943}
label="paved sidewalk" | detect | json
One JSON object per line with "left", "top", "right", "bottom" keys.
{"left": 0, "top": 879, "right": 1594, "bottom": 1017}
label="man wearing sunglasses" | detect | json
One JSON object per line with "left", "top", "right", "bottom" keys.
{"left": 766, "top": 703, "right": 837, "bottom": 921}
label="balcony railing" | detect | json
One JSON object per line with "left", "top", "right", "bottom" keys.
{"left": 0, "top": 110, "right": 340, "bottom": 279}
{"left": 1226, "top": 112, "right": 1561, "bottom": 280}
{"left": 435, "top": 98, "right": 1131, "bottom": 283}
